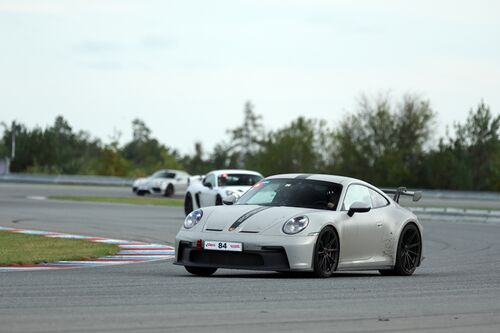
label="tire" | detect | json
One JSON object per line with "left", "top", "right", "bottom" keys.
{"left": 215, "top": 195, "right": 223, "bottom": 206}
{"left": 164, "top": 184, "right": 174, "bottom": 197}
{"left": 312, "top": 226, "right": 339, "bottom": 278}
{"left": 184, "top": 193, "right": 194, "bottom": 216}
{"left": 379, "top": 223, "right": 422, "bottom": 276}
{"left": 185, "top": 266, "right": 217, "bottom": 276}
{"left": 137, "top": 190, "right": 145, "bottom": 196}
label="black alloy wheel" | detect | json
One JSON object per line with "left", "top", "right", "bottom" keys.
{"left": 184, "top": 193, "right": 193, "bottom": 216}
{"left": 313, "top": 226, "right": 339, "bottom": 278}
{"left": 380, "top": 223, "right": 421, "bottom": 276}
{"left": 164, "top": 184, "right": 174, "bottom": 197}
{"left": 185, "top": 266, "right": 217, "bottom": 276}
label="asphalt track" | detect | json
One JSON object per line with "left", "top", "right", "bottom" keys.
{"left": 1, "top": 183, "right": 500, "bottom": 333}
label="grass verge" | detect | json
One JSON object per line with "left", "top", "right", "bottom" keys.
{"left": 0, "top": 232, "right": 119, "bottom": 266}
{"left": 49, "top": 195, "right": 183, "bottom": 207}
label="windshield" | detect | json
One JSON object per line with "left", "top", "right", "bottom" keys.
{"left": 236, "top": 178, "right": 343, "bottom": 210}
{"left": 152, "top": 171, "right": 175, "bottom": 179}
{"left": 217, "top": 173, "right": 263, "bottom": 187}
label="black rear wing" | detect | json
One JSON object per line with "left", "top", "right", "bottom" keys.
{"left": 382, "top": 187, "right": 422, "bottom": 203}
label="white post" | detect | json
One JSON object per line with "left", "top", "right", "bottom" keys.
{"left": 11, "top": 121, "right": 15, "bottom": 160}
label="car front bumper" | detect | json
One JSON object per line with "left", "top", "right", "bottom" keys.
{"left": 174, "top": 230, "right": 317, "bottom": 272}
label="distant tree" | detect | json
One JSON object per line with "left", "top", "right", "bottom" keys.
{"left": 181, "top": 142, "right": 212, "bottom": 175}
{"left": 97, "top": 146, "right": 130, "bottom": 176}
{"left": 422, "top": 101, "right": 500, "bottom": 190}
{"left": 122, "top": 118, "right": 182, "bottom": 175}
{"left": 250, "top": 117, "right": 328, "bottom": 175}
{"left": 332, "top": 94, "right": 435, "bottom": 186}
{"left": 0, "top": 116, "right": 101, "bottom": 174}
{"left": 210, "top": 143, "right": 238, "bottom": 170}
{"left": 226, "top": 101, "right": 265, "bottom": 168}
{"left": 131, "top": 118, "right": 151, "bottom": 142}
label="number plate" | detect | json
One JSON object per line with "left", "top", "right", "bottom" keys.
{"left": 204, "top": 241, "right": 243, "bottom": 252}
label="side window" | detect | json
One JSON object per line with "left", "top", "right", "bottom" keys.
{"left": 203, "top": 174, "right": 215, "bottom": 187}
{"left": 369, "top": 188, "right": 389, "bottom": 208}
{"left": 342, "top": 184, "right": 372, "bottom": 210}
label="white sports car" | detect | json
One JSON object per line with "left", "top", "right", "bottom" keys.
{"left": 175, "top": 173, "right": 423, "bottom": 278}
{"left": 183, "top": 169, "right": 263, "bottom": 215}
{"left": 132, "top": 169, "right": 191, "bottom": 197}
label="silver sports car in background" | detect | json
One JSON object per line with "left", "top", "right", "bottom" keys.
{"left": 175, "top": 173, "right": 423, "bottom": 278}
{"left": 183, "top": 169, "right": 263, "bottom": 215}
{"left": 132, "top": 169, "right": 191, "bottom": 197}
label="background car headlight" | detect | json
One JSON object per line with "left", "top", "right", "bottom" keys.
{"left": 283, "top": 216, "right": 309, "bottom": 234}
{"left": 225, "top": 190, "right": 234, "bottom": 196}
{"left": 184, "top": 209, "right": 203, "bottom": 229}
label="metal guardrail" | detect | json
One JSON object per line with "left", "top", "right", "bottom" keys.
{"left": 0, "top": 173, "right": 133, "bottom": 186}
{"left": 416, "top": 189, "right": 500, "bottom": 201}
{"left": 409, "top": 207, "right": 500, "bottom": 224}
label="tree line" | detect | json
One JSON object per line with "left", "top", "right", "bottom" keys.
{"left": 1, "top": 94, "right": 499, "bottom": 191}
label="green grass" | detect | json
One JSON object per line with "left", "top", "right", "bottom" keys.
{"left": 0, "top": 232, "right": 119, "bottom": 266}
{"left": 49, "top": 195, "right": 184, "bottom": 207}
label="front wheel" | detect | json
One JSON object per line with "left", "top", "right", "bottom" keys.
{"left": 185, "top": 266, "right": 217, "bottom": 276}
{"left": 312, "top": 226, "right": 339, "bottom": 278}
{"left": 380, "top": 223, "right": 422, "bottom": 276}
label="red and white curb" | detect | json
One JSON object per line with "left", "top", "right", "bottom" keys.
{"left": 0, "top": 226, "right": 175, "bottom": 272}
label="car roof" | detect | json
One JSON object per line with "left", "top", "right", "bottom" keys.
{"left": 208, "top": 169, "right": 263, "bottom": 176}
{"left": 265, "top": 173, "right": 370, "bottom": 187}
{"left": 154, "top": 169, "right": 185, "bottom": 173}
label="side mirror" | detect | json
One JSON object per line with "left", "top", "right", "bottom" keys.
{"left": 347, "top": 201, "right": 371, "bottom": 217}
{"left": 204, "top": 182, "right": 213, "bottom": 189}
{"left": 223, "top": 195, "right": 237, "bottom": 205}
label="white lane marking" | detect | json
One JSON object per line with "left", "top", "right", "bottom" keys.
{"left": 26, "top": 196, "right": 47, "bottom": 200}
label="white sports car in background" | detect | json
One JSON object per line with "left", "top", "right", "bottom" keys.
{"left": 175, "top": 173, "right": 423, "bottom": 278}
{"left": 132, "top": 169, "right": 191, "bottom": 197}
{"left": 184, "top": 169, "right": 263, "bottom": 215}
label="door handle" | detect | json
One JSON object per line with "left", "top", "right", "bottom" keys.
{"left": 376, "top": 222, "right": 383, "bottom": 228}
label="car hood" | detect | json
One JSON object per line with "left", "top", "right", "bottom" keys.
{"left": 134, "top": 177, "right": 148, "bottom": 185}
{"left": 202, "top": 204, "right": 318, "bottom": 233}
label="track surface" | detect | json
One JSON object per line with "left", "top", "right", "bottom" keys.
{"left": 1, "top": 183, "right": 500, "bottom": 332}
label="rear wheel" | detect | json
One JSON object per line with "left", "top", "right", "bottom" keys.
{"left": 136, "top": 190, "right": 146, "bottom": 196}
{"left": 312, "top": 226, "right": 339, "bottom": 278}
{"left": 184, "top": 193, "right": 194, "bottom": 216}
{"left": 185, "top": 266, "right": 217, "bottom": 276}
{"left": 379, "top": 223, "right": 421, "bottom": 276}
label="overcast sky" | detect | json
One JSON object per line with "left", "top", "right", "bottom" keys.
{"left": 1, "top": 0, "right": 499, "bottom": 155}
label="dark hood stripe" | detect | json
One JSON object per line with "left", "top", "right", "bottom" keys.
{"left": 228, "top": 206, "right": 270, "bottom": 231}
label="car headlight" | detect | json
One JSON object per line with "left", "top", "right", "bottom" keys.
{"left": 283, "top": 216, "right": 309, "bottom": 234}
{"left": 225, "top": 190, "right": 234, "bottom": 196}
{"left": 184, "top": 209, "right": 203, "bottom": 229}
